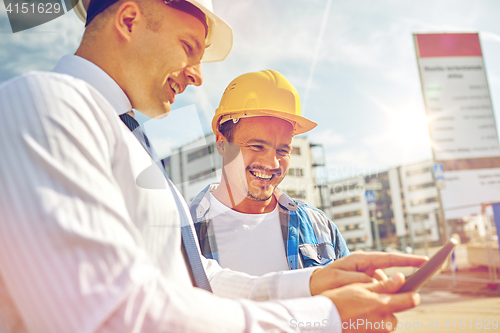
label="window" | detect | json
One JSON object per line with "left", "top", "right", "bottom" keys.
{"left": 408, "top": 181, "right": 435, "bottom": 191}
{"left": 406, "top": 167, "right": 431, "bottom": 177}
{"left": 188, "top": 168, "right": 216, "bottom": 184}
{"left": 288, "top": 168, "right": 304, "bottom": 177}
{"left": 331, "top": 196, "right": 360, "bottom": 207}
{"left": 410, "top": 197, "right": 437, "bottom": 207}
{"left": 333, "top": 209, "right": 362, "bottom": 220}
{"left": 412, "top": 213, "right": 429, "bottom": 221}
{"left": 345, "top": 235, "right": 369, "bottom": 245}
{"left": 339, "top": 223, "right": 364, "bottom": 232}
{"left": 291, "top": 147, "right": 301, "bottom": 155}
{"left": 285, "top": 189, "right": 306, "bottom": 199}
{"left": 187, "top": 144, "right": 215, "bottom": 163}
{"left": 330, "top": 183, "right": 359, "bottom": 194}
{"left": 162, "top": 157, "right": 171, "bottom": 178}
{"left": 415, "top": 229, "right": 432, "bottom": 237}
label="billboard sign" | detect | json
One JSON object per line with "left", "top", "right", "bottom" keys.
{"left": 415, "top": 33, "right": 500, "bottom": 218}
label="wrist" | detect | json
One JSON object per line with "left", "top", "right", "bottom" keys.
{"left": 309, "top": 267, "right": 324, "bottom": 296}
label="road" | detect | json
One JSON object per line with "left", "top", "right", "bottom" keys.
{"left": 395, "top": 267, "right": 500, "bottom": 332}
{"left": 396, "top": 293, "right": 500, "bottom": 332}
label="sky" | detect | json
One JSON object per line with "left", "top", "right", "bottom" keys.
{"left": 1, "top": 0, "right": 499, "bottom": 182}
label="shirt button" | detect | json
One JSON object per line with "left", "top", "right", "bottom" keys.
{"left": 317, "top": 254, "right": 322, "bottom": 260}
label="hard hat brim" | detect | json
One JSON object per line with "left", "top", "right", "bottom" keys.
{"left": 71, "top": 0, "right": 87, "bottom": 22}
{"left": 212, "top": 109, "right": 318, "bottom": 136}
{"left": 70, "top": 0, "right": 233, "bottom": 63}
{"left": 188, "top": 0, "right": 233, "bottom": 63}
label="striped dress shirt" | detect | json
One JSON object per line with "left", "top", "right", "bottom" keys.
{"left": 0, "top": 55, "right": 340, "bottom": 332}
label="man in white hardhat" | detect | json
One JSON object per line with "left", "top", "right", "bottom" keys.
{"left": 65, "top": 0, "right": 233, "bottom": 118}
{"left": 190, "top": 70, "right": 350, "bottom": 276}
{"left": 0, "top": 1, "right": 426, "bottom": 332}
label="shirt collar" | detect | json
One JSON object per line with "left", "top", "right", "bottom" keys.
{"left": 53, "top": 55, "right": 132, "bottom": 115}
{"left": 274, "top": 188, "right": 298, "bottom": 211}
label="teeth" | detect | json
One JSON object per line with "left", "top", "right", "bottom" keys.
{"left": 170, "top": 81, "right": 180, "bottom": 94}
{"left": 251, "top": 171, "right": 273, "bottom": 180}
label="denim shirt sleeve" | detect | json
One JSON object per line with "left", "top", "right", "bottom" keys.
{"left": 295, "top": 204, "right": 350, "bottom": 268}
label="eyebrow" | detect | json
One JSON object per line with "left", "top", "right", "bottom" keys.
{"left": 188, "top": 33, "right": 204, "bottom": 53}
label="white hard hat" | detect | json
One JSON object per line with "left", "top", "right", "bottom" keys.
{"left": 71, "top": 0, "right": 233, "bottom": 62}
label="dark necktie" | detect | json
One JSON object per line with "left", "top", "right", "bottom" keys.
{"left": 120, "top": 113, "right": 212, "bottom": 292}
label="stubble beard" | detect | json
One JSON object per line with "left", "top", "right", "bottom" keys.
{"left": 246, "top": 185, "right": 273, "bottom": 202}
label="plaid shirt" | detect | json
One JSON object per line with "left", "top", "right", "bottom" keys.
{"left": 189, "top": 183, "right": 350, "bottom": 270}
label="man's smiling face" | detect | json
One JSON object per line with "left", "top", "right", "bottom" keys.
{"left": 123, "top": 3, "right": 206, "bottom": 118}
{"left": 219, "top": 116, "right": 293, "bottom": 204}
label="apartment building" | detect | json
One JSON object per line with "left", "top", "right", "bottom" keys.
{"left": 320, "top": 162, "right": 444, "bottom": 251}
{"left": 278, "top": 136, "right": 321, "bottom": 207}
{"left": 321, "top": 177, "right": 373, "bottom": 250}
{"left": 399, "top": 160, "right": 442, "bottom": 245}
{"left": 163, "top": 134, "right": 221, "bottom": 203}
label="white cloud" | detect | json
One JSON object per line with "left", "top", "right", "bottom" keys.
{"left": 309, "top": 129, "right": 346, "bottom": 147}
{"left": 0, "top": 11, "right": 83, "bottom": 81}
{"left": 480, "top": 31, "right": 500, "bottom": 43}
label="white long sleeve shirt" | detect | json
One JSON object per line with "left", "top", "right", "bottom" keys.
{"left": 0, "top": 55, "right": 341, "bottom": 332}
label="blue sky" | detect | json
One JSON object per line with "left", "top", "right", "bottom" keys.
{"left": 1, "top": 0, "right": 499, "bottom": 181}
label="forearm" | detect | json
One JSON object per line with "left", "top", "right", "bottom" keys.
{"left": 204, "top": 257, "right": 319, "bottom": 300}
{"left": 97, "top": 275, "right": 340, "bottom": 333}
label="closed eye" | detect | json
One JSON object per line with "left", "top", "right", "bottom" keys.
{"left": 183, "top": 41, "right": 193, "bottom": 54}
{"left": 277, "top": 149, "right": 290, "bottom": 155}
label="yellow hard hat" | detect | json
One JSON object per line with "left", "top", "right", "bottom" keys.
{"left": 212, "top": 70, "right": 317, "bottom": 135}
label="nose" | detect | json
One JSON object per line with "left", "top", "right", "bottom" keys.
{"left": 258, "top": 149, "right": 280, "bottom": 171}
{"left": 184, "top": 64, "right": 203, "bottom": 86}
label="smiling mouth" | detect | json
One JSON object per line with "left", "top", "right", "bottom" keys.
{"left": 249, "top": 170, "right": 275, "bottom": 181}
{"left": 169, "top": 80, "right": 180, "bottom": 95}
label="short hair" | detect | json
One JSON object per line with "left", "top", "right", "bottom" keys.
{"left": 85, "top": 0, "right": 162, "bottom": 35}
{"left": 219, "top": 120, "right": 239, "bottom": 142}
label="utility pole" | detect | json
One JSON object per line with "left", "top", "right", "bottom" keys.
{"left": 433, "top": 163, "right": 448, "bottom": 245}
{"left": 365, "top": 181, "right": 383, "bottom": 251}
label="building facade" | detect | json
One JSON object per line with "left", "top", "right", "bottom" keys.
{"left": 278, "top": 136, "right": 321, "bottom": 207}
{"left": 321, "top": 177, "right": 373, "bottom": 250}
{"left": 163, "top": 134, "right": 221, "bottom": 203}
{"left": 399, "top": 160, "right": 442, "bottom": 246}
{"left": 320, "top": 162, "right": 445, "bottom": 251}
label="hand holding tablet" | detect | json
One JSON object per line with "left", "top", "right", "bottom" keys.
{"left": 399, "top": 238, "right": 458, "bottom": 293}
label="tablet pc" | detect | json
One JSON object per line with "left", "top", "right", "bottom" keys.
{"left": 398, "top": 238, "right": 458, "bottom": 293}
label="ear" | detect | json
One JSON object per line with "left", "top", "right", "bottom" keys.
{"left": 215, "top": 132, "right": 228, "bottom": 156}
{"left": 114, "top": 1, "right": 142, "bottom": 40}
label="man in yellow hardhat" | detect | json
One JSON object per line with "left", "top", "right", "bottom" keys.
{"left": 190, "top": 70, "right": 350, "bottom": 276}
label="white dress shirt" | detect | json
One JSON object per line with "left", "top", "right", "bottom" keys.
{"left": 0, "top": 55, "right": 341, "bottom": 332}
